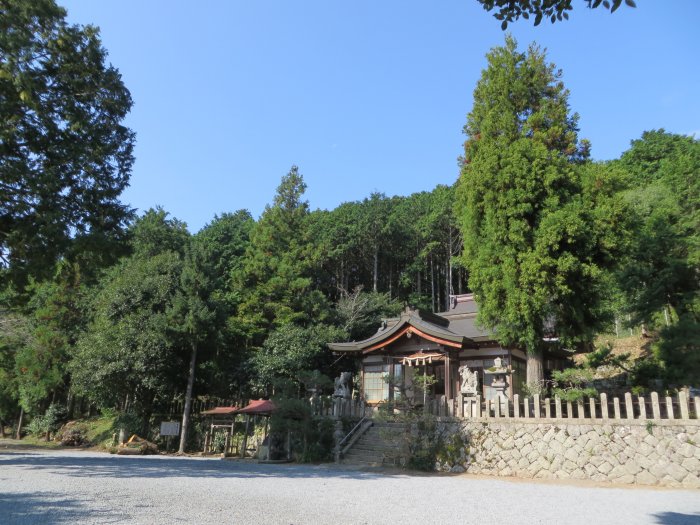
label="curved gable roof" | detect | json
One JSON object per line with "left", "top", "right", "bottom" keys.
{"left": 328, "top": 308, "right": 475, "bottom": 353}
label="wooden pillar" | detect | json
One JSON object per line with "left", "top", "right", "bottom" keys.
{"left": 445, "top": 353, "right": 451, "bottom": 401}
{"left": 240, "top": 414, "right": 250, "bottom": 458}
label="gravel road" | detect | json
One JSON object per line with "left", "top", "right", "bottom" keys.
{"left": 1, "top": 448, "right": 699, "bottom": 525}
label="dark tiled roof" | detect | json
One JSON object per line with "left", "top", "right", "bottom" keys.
{"left": 328, "top": 304, "right": 480, "bottom": 353}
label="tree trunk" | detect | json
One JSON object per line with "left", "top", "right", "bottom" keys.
{"left": 373, "top": 246, "right": 379, "bottom": 292}
{"left": 178, "top": 341, "right": 198, "bottom": 454}
{"left": 526, "top": 347, "right": 545, "bottom": 386}
{"left": 16, "top": 407, "right": 24, "bottom": 440}
{"left": 430, "top": 256, "right": 435, "bottom": 311}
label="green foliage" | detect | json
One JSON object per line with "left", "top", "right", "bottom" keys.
{"left": 614, "top": 131, "right": 700, "bottom": 386}
{"left": 456, "top": 37, "right": 615, "bottom": 379}
{"left": 14, "top": 262, "right": 85, "bottom": 413}
{"left": 0, "top": 0, "right": 135, "bottom": 290}
{"left": 478, "top": 0, "right": 635, "bottom": 29}
{"left": 585, "top": 342, "right": 631, "bottom": 371}
{"left": 71, "top": 246, "right": 186, "bottom": 417}
{"left": 551, "top": 368, "right": 597, "bottom": 401}
{"left": 26, "top": 403, "right": 66, "bottom": 438}
{"left": 334, "top": 287, "right": 402, "bottom": 340}
{"left": 252, "top": 324, "right": 346, "bottom": 392}
{"left": 270, "top": 396, "right": 334, "bottom": 462}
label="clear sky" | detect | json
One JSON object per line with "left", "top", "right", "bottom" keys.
{"left": 59, "top": 1, "right": 699, "bottom": 232}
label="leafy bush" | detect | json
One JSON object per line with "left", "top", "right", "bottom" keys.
{"left": 551, "top": 368, "right": 597, "bottom": 402}
{"left": 26, "top": 404, "right": 66, "bottom": 439}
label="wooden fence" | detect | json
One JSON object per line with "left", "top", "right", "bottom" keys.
{"left": 439, "top": 391, "right": 700, "bottom": 421}
{"left": 313, "top": 391, "right": 700, "bottom": 422}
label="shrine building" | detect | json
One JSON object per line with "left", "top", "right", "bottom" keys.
{"left": 328, "top": 293, "right": 568, "bottom": 406}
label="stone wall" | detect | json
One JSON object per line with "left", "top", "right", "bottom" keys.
{"left": 434, "top": 418, "right": 700, "bottom": 488}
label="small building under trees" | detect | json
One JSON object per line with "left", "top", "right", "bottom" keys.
{"left": 329, "top": 294, "right": 570, "bottom": 407}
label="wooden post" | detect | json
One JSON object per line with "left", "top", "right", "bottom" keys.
{"left": 638, "top": 396, "right": 647, "bottom": 420}
{"left": 600, "top": 393, "right": 609, "bottom": 419}
{"left": 513, "top": 394, "right": 520, "bottom": 418}
{"left": 555, "top": 396, "right": 562, "bottom": 419}
{"left": 533, "top": 394, "right": 540, "bottom": 419}
{"left": 589, "top": 398, "right": 596, "bottom": 419}
{"left": 240, "top": 414, "right": 251, "bottom": 458}
{"left": 651, "top": 392, "right": 661, "bottom": 419}
{"left": 665, "top": 396, "right": 674, "bottom": 419}
{"left": 678, "top": 391, "right": 689, "bottom": 420}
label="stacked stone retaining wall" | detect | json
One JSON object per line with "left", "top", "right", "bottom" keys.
{"left": 435, "top": 418, "right": 700, "bottom": 488}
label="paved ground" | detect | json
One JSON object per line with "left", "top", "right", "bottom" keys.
{"left": 1, "top": 448, "right": 699, "bottom": 524}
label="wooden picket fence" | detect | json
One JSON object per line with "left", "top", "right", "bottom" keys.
{"left": 443, "top": 390, "right": 700, "bottom": 421}
{"left": 305, "top": 391, "right": 700, "bottom": 423}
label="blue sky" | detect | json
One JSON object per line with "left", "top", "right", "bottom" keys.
{"left": 60, "top": 1, "right": 699, "bottom": 232}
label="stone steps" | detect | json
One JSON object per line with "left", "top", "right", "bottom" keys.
{"left": 341, "top": 421, "right": 406, "bottom": 467}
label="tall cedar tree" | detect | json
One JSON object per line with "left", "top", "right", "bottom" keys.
{"left": 456, "top": 37, "right": 614, "bottom": 383}
{"left": 233, "top": 166, "right": 328, "bottom": 343}
{"left": 0, "top": 0, "right": 135, "bottom": 291}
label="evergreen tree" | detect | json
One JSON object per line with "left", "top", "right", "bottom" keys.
{"left": 0, "top": 0, "right": 135, "bottom": 290}
{"left": 233, "top": 166, "right": 328, "bottom": 342}
{"left": 456, "top": 36, "right": 613, "bottom": 384}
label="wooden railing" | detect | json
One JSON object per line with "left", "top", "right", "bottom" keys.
{"left": 441, "top": 391, "right": 700, "bottom": 421}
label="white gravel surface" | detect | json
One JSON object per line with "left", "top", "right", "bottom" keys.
{"left": 1, "top": 448, "right": 699, "bottom": 524}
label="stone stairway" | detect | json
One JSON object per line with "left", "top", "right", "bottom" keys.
{"left": 341, "top": 421, "right": 406, "bottom": 467}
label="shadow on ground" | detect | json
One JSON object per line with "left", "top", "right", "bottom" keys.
{"left": 0, "top": 492, "right": 123, "bottom": 525}
{"left": 0, "top": 450, "right": 401, "bottom": 481}
{"left": 652, "top": 512, "right": 700, "bottom": 525}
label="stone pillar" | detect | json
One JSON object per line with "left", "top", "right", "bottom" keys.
{"left": 577, "top": 400, "right": 585, "bottom": 419}
{"left": 665, "top": 396, "right": 674, "bottom": 419}
{"left": 638, "top": 396, "right": 647, "bottom": 420}
{"left": 555, "top": 396, "right": 562, "bottom": 419}
{"left": 613, "top": 397, "right": 621, "bottom": 419}
{"left": 651, "top": 392, "right": 661, "bottom": 420}
{"left": 678, "top": 391, "right": 689, "bottom": 420}
{"left": 475, "top": 395, "right": 482, "bottom": 418}
{"left": 625, "top": 392, "right": 634, "bottom": 419}
{"left": 513, "top": 394, "right": 520, "bottom": 418}
{"left": 544, "top": 398, "right": 551, "bottom": 419}
{"left": 523, "top": 398, "right": 530, "bottom": 419}
{"left": 533, "top": 394, "right": 540, "bottom": 419}
{"left": 600, "top": 393, "right": 609, "bottom": 419}
{"left": 566, "top": 401, "right": 573, "bottom": 419}
{"left": 694, "top": 396, "right": 700, "bottom": 420}
{"left": 589, "top": 398, "right": 596, "bottom": 419}
{"left": 333, "top": 419, "right": 344, "bottom": 463}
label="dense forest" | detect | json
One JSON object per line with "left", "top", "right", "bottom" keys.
{"left": 0, "top": 1, "right": 697, "bottom": 447}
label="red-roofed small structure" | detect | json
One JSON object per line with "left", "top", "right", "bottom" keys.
{"left": 237, "top": 399, "right": 276, "bottom": 415}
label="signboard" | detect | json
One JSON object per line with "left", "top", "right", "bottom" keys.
{"left": 160, "top": 421, "right": 180, "bottom": 437}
